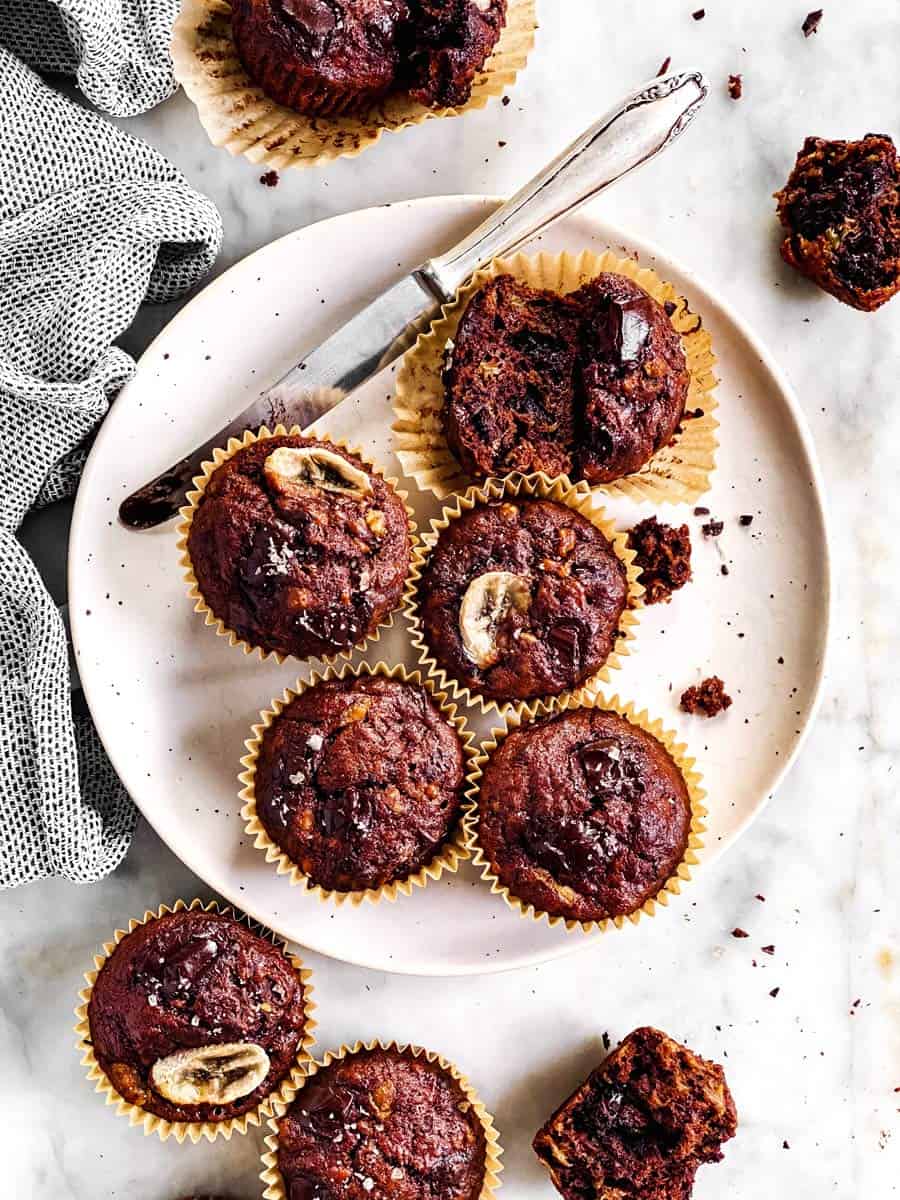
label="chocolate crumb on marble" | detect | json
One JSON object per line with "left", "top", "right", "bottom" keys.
{"left": 732, "top": 928, "right": 749, "bottom": 938}
{"left": 739, "top": 514, "right": 754, "bottom": 526}
{"left": 702, "top": 520, "right": 724, "bottom": 537}
{"left": 728, "top": 74, "right": 743, "bottom": 100}
{"left": 657, "top": 56, "right": 672, "bottom": 76}
{"left": 627, "top": 517, "right": 692, "bottom": 605}
{"left": 802, "top": 9, "right": 824, "bottom": 36}
{"left": 692, "top": 8, "right": 705, "bottom": 18}
{"left": 533, "top": 1027, "right": 737, "bottom": 1200}
{"left": 681, "top": 676, "right": 732, "bottom": 717}
{"left": 259, "top": 170, "right": 279, "bottom": 187}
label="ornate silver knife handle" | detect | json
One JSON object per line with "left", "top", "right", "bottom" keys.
{"left": 418, "top": 71, "right": 708, "bottom": 302}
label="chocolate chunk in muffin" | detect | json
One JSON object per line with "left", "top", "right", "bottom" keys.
{"left": 627, "top": 517, "right": 692, "bottom": 605}
{"left": 475, "top": 707, "right": 692, "bottom": 922}
{"left": 442, "top": 272, "right": 689, "bottom": 487}
{"left": 775, "top": 134, "right": 900, "bottom": 311}
{"left": 574, "top": 274, "right": 690, "bottom": 485}
{"left": 533, "top": 1027, "right": 737, "bottom": 1200}
{"left": 401, "top": 0, "right": 508, "bottom": 109}
{"left": 87, "top": 909, "right": 308, "bottom": 1124}
{"left": 680, "top": 676, "right": 732, "bottom": 717}
{"left": 277, "top": 1046, "right": 487, "bottom": 1200}
{"left": 186, "top": 435, "right": 410, "bottom": 661}
{"left": 253, "top": 674, "right": 466, "bottom": 892}
{"left": 417, "top": 499, "right": 628, "bottom": 704}
{"left": 231, "top": 0, "right": 507, "bottom": 117}
{"left": 442, "top": 275, "right": 581, "bottom": 480}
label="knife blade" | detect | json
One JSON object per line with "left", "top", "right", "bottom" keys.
{"left": 119, "top": 70, "right": 708, "bottom": 529}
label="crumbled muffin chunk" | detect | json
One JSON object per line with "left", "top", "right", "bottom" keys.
{"left": 533, "top": 1027, "right": 737, "bottom": 1200}
{"left": 627, "top": 517, "right": 692, "bottom": 605}
{"left": 680, "top": 676, "right": 732, "bottom": 717}
{"left": 775, "top": 134, "right": 900, "bottom": 310}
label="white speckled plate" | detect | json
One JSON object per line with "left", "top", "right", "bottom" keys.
{"left": 69, "top": 197, "right": 831, "bottom": 976}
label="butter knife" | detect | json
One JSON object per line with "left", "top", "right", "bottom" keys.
{"left": 119, "top": 70, "right": 707, "bottom": 529}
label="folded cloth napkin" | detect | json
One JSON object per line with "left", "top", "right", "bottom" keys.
{"left": 0, "top": 0, "right": 180, "bottom": 118}
{"left": 0, "top": 47, "right": 223, "bottom": 887}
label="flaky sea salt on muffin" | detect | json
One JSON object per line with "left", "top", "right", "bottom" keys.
{"left": 274, "top": 1046, "right": 489, "bottom": 1200}
{"left": 251, "top": 673, "right": 467, "bottom": 894}
{"left": 474, "top": 707, "right": 692, "bottom": 923}
{"left": 86, "top": 908, "right": 310, "bottom": 1126}
{"left": 183, "top": 434, "right": 410, "bottom": 662}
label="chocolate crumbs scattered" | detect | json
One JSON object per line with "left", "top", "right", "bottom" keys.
{"left": 732, "top": 928, "right": 749, "bottom": 939}
{"left": 702, "top": 520, "right": 724, "bottom": 537}
{"left": 802, "top": 9, "right": 823, "bottom": 37}
{"left": 739, "top": 514, "right": 754, "bottom": 526}
{"left": 769, "top": 987, "right": 781, "bottom": 998}
{"left": 657, "top": 56, "right": 672, "bottom": 76}
{"left": 694, "top": 506, "right": 710, "bottom": 517}
{"left": 728, "top": 74, "right": 743, "bottom": 100}
{"left": 681, "top": 677, "right": 732, "bottom": 717}
{"left": 692, "top": 8, "right": 705, "bottom": 18}
{"left": 259, "top": 170, "right": 279, "bottom": 187}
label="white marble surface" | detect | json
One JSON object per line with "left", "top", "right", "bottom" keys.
{"left": 5, "top": 1, "right": 900, "bottom": 1197}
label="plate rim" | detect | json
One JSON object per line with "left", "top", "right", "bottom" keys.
{"left": 69, "top": 194, "right": 833, "bottom": 976}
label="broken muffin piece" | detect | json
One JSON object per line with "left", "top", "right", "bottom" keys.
{"left": 775, "top": 134, "right": 900, "bottom": 311}
{"left": 627, "top": 516, "right": 692, "bottom": 605}
{"left": 533, "top": 1027, "right": 737, "bottom": 1200}
{"left": 680, "top": 676, "right": 732, "bottom": 718}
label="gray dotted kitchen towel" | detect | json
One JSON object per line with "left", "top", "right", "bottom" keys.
{"left": 0, "top": 0, "right": 179, "bottom": 118}
{"left": 0, "top": 46, "right": 222, "bottom": 886}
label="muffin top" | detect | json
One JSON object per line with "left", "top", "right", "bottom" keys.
{"left": 186, "top": 436, "right": 410, "bottom": 661}
{"left": 775, "top": 133, "right": 899, "bottom": 311}
{"left": 232, "top": 0, "right": 507, "bottom": 115}
{"left": 418, "top": 499, "right": 628, "bottom": 703}
{"left": 87, "top": 909, "right": 307, "bottom": 1124}
{"left": 441, "top": 273, "right": 689, "bottom": 485}
{"left": 277, "top": 1047, "right": 487, "bottom": 1200}
{"left": 575, "top": 273, "right": 690, "bottom": 485}
{"left": 254, "top": 675, "right": 466, "bottom": 892}
{"left": 532, "top": 1027, "right": 737, "bottom": 1200}
{"left": 476, "top": 708, "right": 692, "bottom": 921}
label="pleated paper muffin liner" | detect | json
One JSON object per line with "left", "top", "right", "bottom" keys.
{"left": 239, "top": 660, "right": 476, "bottom": 905}
{"left": 260, "top": 1039, "right": 503, "bottom": 1200}
{"left": 392, "top": 249, "right": 719, "bottom": 503}
{"left": 74, "top": 897, "right": 317, "bottom": 1143}
{"left": 463, "top": 692, "right": 707, "bottom": 934}
{"left": 403, "top": 472, "right": 644, "bottom": 720}
{"left": 176, "top": 425, "right": 416, "bottom": 667}
{"left": 171, "top": 0, "right": 537, "bottom": 170}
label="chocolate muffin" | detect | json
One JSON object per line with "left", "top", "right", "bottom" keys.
{"left": 252, "top": 674, "right": 466, "bottom": 892}
{"left": 574, "top": 274, "right": 690, "bottom": 485}
{"left": 475, "top": 707, "right": 692, "bottom": 922}
{"left": 533, "top": 1027, "right": 737, "bottom": 1200}
{"left": 417, "top": 499, "right": 628, "bottom": 704}
{"left": 276, "top": 1046, "right": 488, "bottom": 1200}
{"left": 231, "top": 0, "right": 507, "bottom": 117}
{"left": 775, "top": 134, "right": 900, "bottom": 311}
{"left": 442, "top": 275, "right": 581, "bottom": 479}
{"left": 186, "top": 435, "right": 410, "bottom": 661}
{"left": 442, "top": 273, "right": 689, "bottom": 486}
{"left": 87, "top": 908, "right": 308, "bottom": 1125}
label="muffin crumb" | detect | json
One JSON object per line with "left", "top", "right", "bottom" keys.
{"left": 681, "top": 676, "right": 732, "bottom": 717}
{"left": 627, "top": 516, "right": 692, "bottom": 605}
